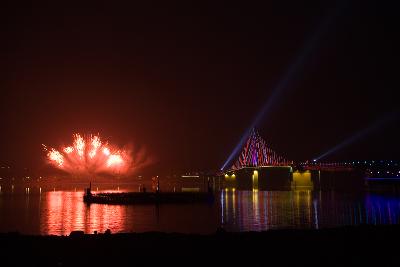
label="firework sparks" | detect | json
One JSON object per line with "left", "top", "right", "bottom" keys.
{"left": 64, "top": 146, "right": 74, "bottom": 154}
{"left": 43, "top": 133, "right": 150, "bottom": 176}
{"left": 48, "top": 149, "right": 64, "bottom": 167}
{"left": 89, "top": 135, "right": 102, "bottom": 159}
{"left": 74, "top": 134, "right": 85, "bottom": 158}
{"left": 107, "top": 154, "right": 123, "bottom": 167}
{"left": 103, "top": 147, "right": 111, "bottom": 156}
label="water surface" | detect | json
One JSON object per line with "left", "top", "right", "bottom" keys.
{"left": 1, "top": 184, "right": 399, "bottom": 235}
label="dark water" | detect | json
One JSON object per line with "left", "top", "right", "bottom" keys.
{"left": 221, "top": 190, "right": 400, "bottom": 231}
{"left": 1, "top": 184, "right": 400, "bottom": 235}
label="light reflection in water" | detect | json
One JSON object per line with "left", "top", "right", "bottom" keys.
{"left": 2, "top": 185, "right": 400, "bottom": 235}
{"left": 37, "top": 188, "right": 218, "bottom": 235}
{"left": 252, "top": 190, "right": 260, "bottom": 231}
{"left": 221, "top": 191, "right": 400, "bottom": 231}
{"left": 41, "top": 191, "right": 127, "bottom": 235}
{"left": 365, "top": 195, "right": 400, "bottom": 225}
{"left": 84, "top": 200, "right": 126, "bottom": 234}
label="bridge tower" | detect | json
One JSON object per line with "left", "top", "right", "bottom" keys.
{"left": 224, "top": 129, "right": 293, "bottom": 190}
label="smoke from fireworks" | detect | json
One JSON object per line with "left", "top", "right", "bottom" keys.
{"left": 43, "top": 134, "right": 151, "bottom": 176}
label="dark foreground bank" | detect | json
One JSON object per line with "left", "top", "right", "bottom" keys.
{"left": 1, "top": 225, "right": 399, "bottom": 266}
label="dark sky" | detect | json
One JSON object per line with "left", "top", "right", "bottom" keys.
{"left": 0, "top": 0, "right": 398, "bottom": 174}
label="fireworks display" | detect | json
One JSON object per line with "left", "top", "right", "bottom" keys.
{"left": 43, "top": 134, "right": 149, "bottom": 176}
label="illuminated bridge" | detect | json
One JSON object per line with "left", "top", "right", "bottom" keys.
{"left": 223, "top": 129, "right": 299, "bottom": 190}
{"left": 220, "top": 129, "right": 399, "bottom": 191}
{"left": 231, "top": 128, "right": 292, "bottom": 170}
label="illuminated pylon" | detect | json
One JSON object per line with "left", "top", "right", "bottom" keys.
{"left": 232, "top": 128, "right": 289, "bottom": 169}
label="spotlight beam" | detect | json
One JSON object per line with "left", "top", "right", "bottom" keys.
{"left": 221, "top": 4, "right": 344, "bottom": 171}
{"left": 314, "top": 111, "right": 399, "bottom": 161}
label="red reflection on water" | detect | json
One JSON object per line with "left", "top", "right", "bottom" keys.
{"left": 85, "top": 200, "right": 126, "bottom": 234}
{"left": 40, "top": 189, "right": 217, "bottom": 235}
{"left": 41, "top": 191, "right": 126, "bottom": 235}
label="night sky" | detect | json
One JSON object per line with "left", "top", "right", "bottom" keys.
{"left": 0, "top": 0, "right": 398, "bottom": 174}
